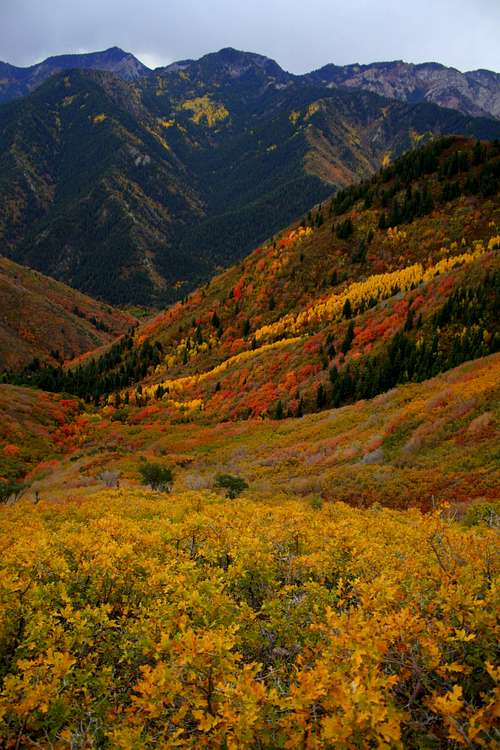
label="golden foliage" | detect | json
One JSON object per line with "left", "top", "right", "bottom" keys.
{"left": 180, "top": 96, "right": 230, "bottom": 127}
{"left": 158, "top": 118, "right": 175, "bottom": 128}
{"left": 0, "top": 493, "right": 497, "bottom": 748}
{"left": 141, "top": 337, "right": 303, "bottom": 401}
{"left": 254, "top": 242, "right": 489, "bottom": 343}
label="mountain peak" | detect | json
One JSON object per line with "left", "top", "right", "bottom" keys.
{"left": 159, "top": 47, "right": 288, "bottom": 83}
{"left": 41, "top": 46, "right": 130, "bottom": 65}
{"left": 103, "top": 46, "right": 129, "bottom": 57}
{"left": 213, "top": 47, "right": 272, "bottom": 63}
{"left": 0, "top": 46, "right": 151, "bottom": 104}
{"left": 206, "top": 47, "right": 285, "bottom": 73}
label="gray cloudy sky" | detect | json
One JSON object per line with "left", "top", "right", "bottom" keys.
{"left": 2, "top": 0, "right": 499, "bottom": 73}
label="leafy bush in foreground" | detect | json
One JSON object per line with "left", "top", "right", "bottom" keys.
{"left": 0, "top": 491, "right": 497, "bottom": 748}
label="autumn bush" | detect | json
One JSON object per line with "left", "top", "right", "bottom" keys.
{"left": 462, "top": 500, "right": 499, "bottom": 528}
{"left": 138, "top": 461, "right": 173, "bottom": 491}
{"left": 0, "top": 490, "right": 498, "bottom": 748}
{"left": 214, "top": 473, "right": 249, "bottom": 499}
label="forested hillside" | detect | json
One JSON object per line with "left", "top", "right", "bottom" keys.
{"left": 9, "top": 137, "right": 498, "bottom": 417}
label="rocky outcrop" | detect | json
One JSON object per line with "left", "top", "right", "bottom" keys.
{"left": 307, "top": 61, "right": 500, "bottom": 119}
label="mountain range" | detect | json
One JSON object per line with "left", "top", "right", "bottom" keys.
{"left": 2, "top": 46, "right": 499, "bottom": 119}
{"left": 0, "top": 48, "right": 499, "bottom": 306}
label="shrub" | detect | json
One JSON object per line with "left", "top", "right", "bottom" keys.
{"left": 0, "top": 481, "right": 26, "bottom": 504}
{"left": 463, "top": 501, "right": 499, "bottom": 528}
{"left": 99, "top": 470, "right": 121, "bottom": 488}
{"left": 139, "top": 462, "right": 173, "bottom": 492}
{"left": 215, "top": 474, "right": 249, "bottom": 499}
{"left": 111, "top": 408, "right": 129, "bottom": 423}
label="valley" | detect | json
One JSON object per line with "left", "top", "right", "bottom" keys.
{"left": 0, "top": 35, "right": 498, "bottom": 750}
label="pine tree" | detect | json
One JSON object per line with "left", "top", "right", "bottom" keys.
{"left": 341, "top": 321, "right": 355, "bottom": 354}
{"left": 296, "top": 398, "right": 304, "bottom": 418}
{"left": 274, "top": 400, "right": 284, "bottom": 420}
{"left": 342, "top": 298, "right": 353, "bottom": 319}
{"left": 316, "top": 383, "right": 326, "bottom": 410}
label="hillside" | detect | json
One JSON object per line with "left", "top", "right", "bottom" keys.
{"left": 0, "top": 256, "right": 135, "bottom": 370}
{"left": 12, "top": 137, "right": 497, "bottom": 414}
{"left": 0, "top": 385, "right": 83, "bottom": 489}
{"left": 0, "top": 132, "right": 498, "bottom": 750}
{"left": 2, "top": 136, "right": 498, "bottom": 507}
{"left": 1, "top": 53, "right": 500, "bottom": 305}
{"left": 7, "top": 353, "right": 496, "bottom": 511}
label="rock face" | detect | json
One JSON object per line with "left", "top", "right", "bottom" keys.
{"left": 306, "top": 61, "right": 500, "bottom": 120}
{"left": 0, "top": 47, "right": 151, "bottom": 103}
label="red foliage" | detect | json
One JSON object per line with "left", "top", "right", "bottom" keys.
{"left": 297, "top": 364, "right": 316, "bottom": 379}
{"left": 130, "top": 405, "right": 161, "bottom": 424}
{"left": 3, "top": 444, "right": 20, "bottom": 457}
{"left": 233, "top": 279, "right": 244, "bottom": 301}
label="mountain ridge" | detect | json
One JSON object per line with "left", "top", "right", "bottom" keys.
{"left": 1, "top": 64, "right": 499, "bottom": 306}
{"left": 1, "top": 46, "right": 499, "bottom": 119}
{"left": 307, "top": 60, "right": 500, "bottom": 119}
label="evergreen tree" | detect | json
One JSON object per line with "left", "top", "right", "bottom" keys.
{"left": 342, "top": 298, "right": 353, "bottom": 319}
{"left": 341, "top": 321, "right": 355, "bottom": 354}
{"left": 316, "top": 383, "right": 326, "bottom": 410}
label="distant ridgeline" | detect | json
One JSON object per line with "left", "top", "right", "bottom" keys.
{"left": 1, "top": 47, "right": 500, "bottom": 306}
{"left": 3, "top": 136, "right": 499, "bottom": 422}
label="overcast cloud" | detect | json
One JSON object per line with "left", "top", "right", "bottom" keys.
{"left": 1, "top": 0, "right": 499, "bottom": 73}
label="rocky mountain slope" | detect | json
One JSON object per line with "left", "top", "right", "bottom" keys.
{"left": 1, "top": 53, "right": 499, "bottom": 306}
{"left": 307, "top": 60, "right": 500, "bottom": 120}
